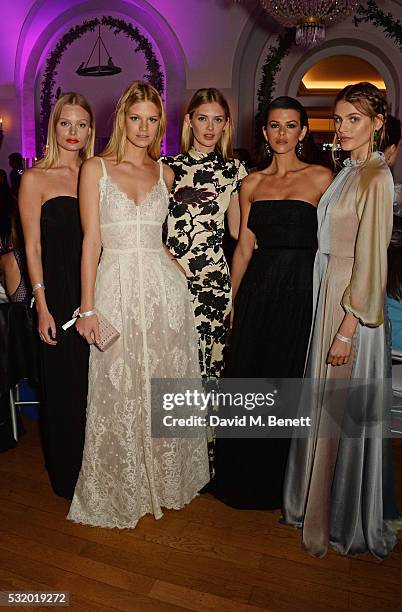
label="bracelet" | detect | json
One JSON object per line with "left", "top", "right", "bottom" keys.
{"left": 78, "top": 309, "right": 97, "bottom": 318}
{"left": 335, "top": 332, "right": 352, "bottom": 345}
{"left": 32, "top": 282, "right": 45, "bottom": 294}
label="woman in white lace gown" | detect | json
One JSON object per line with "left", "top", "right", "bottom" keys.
{"left": 68, "top": 82, "right": 209, "bottom": 528}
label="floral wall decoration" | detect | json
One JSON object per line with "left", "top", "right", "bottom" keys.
{"left": 40, "top": 15, "right": 164, "bottom": 150}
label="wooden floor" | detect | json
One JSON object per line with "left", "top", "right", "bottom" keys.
{"left": 0, "top": 419, "right": 401, "bottom": 612}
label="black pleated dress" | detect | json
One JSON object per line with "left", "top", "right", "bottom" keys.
{"left": 39, "top": 197, "right": 89, "bottom": 499}
{"left": 213, "top": 200, "right": 317, "bottom": 509}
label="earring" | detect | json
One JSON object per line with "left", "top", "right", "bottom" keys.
{"left": 373, "top": 129, "right": 379, "bottom": 152}
{"left": 265, "top": 141, "right": 272, "bottom": 156}
{"left": 296, "top": 141, "right": 303, "bottom": 156}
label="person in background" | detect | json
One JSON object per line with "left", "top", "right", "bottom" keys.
{"left": 19, "top": 93, "right": 94, "bottom": 499}
{"left": 381, "top": 114, "right": 402, "bottom": 531}
{"left": 387, "top": 246, "right": 402, "bottom": 351}
{"left": 8, "top": 153, "right": 24, "bottom": 197}
{"left": 0, "top": 169, "right": 8, "bottom": 186}
{"left": 382, "top": 114, "right": 401, "bottom": 170}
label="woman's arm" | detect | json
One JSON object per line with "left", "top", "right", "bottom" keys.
{"left": 0, "top": 252, "right": 21, "bottom": 297}
{"left": 227, "top": 161, "right": 248, "bottom": 240}
{"left": 162, "top": 164, "right": 186, "bottom": 276}
{"left": 229, "top": 178, "right": 256, "bottom": 325}
{"left": 19, "top": 170, "right": 57, "bottom": 345}
{"left": 327, "top": 167, "right": 393, "bottom": 366}
{"left": 76, "top": 158, "right": 102, "bottom": 345}
{"left": 227, "top": 194, "right": 241, "bottom": 240}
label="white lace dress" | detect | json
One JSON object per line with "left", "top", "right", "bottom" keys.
{"left": 67, "top": 158, "right": 209, "bottom": 528}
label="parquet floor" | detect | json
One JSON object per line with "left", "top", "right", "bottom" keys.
{"left": 0, "top": 418, "right": 401, "bottom": 611}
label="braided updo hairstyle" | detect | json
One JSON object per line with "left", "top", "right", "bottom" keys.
{"left": 333, "top": 82, "right": 388, "bottom": 162}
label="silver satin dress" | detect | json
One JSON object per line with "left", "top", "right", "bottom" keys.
{"left": 283, "top": 152, "right": 397, "bottom": 559}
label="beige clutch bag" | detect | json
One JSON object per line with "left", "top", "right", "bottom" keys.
{"left": 95, "top": 311, "right": 120, "bottom": 351}
{"left": 62, "top": 308, "right": 120, "bottom": 351}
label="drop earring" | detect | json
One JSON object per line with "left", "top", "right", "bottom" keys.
{"left": 373, "top": 129, "right": 379, "bottom": 152}
{"left": 297, "top": 140, "right": 303, "bottom": 156}
{"left": 265, "top": 141, "right": 272, "bottom": 156}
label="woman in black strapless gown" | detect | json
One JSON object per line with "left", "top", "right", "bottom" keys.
{"left": 213, "top": 97, "right": 333, "bottom": 509}
{"left": 19, "top": 93, "right": 95, "bottom": 499}
{"left": 39, "top": 196, "right": 89, "bottom": 497}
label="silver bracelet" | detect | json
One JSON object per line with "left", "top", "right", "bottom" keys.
{"left": 78, "top": 309, "right": 97, "bottom": 318}
{"left": 335, "top": 332, "right": 352, "bottom": 345}
{"left": 32, "top": 282, "right": 45, "bottom": 294}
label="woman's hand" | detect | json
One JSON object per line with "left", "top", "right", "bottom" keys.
{"left": 76, "top": 314, "right": 100, "bottom": 345}
{"left": 163, "top": 246, "right": 187, "bottom": 277}
{"left": 326, "top": 336, "right": 352, "bottom": 366}
{"left": 37, "top": 307, "right": 57, "bottom": 345}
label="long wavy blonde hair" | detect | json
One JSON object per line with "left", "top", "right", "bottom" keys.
{"left": 181, "top": 88, "right": 234, "bottom": 159}
{"left": 37, "top": 92, "right": 95, "bottom": 169}
{"left": 102, "top": 81, "right": 166, "bottom": 162}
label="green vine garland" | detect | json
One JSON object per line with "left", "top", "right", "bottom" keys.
{"left": 354, "top": 0, "right": 402, "bottom": 50}
{"left": 255, "top": 0, "right": 402, "bottom": 150}
{"left": 40, "top": 16, "right": 164, "bottom": 149}
{"left": 255, "top": 28, "right": 294, "bottom": 146}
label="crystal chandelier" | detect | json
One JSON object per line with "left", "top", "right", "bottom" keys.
{"left": 234, "top": 1, "right": 361, "bottom": 47}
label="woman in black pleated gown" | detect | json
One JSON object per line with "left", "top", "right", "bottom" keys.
{"left": 213, "top": 97, "right": 333, "bottom": 509}
{"left": 19, "top": 93, "right": 95, "bottom": 499}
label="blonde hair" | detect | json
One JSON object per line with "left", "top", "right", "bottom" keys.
{"left": 181, "top": 88, "right": 234, "bottom": 159}
{"left": 102, "top": 81, "right": 166, "bottom": 162}
{"left": 332, "top": 81, "right": 388, "bottom": 165}
{"left": 37, "top": 92, "right": 95, "bottom": 169}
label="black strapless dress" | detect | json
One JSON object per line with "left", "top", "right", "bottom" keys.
{"left": 40, "top": 197, "right": 89, "bottom": 499}
{"left": 213, "top": 200, "right": 317, "bottom": 509}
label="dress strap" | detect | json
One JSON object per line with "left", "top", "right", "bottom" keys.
{"left": 99, "top": 157, "right": 108, "bottom": 178}
{"left": 158, "top": 160, "right": 164, "bottom": 182}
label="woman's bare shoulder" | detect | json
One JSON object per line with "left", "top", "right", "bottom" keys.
{"left": 307, "top": 164, "right": 333, "bottom": 178}
{"left": 241, "top": 171, "right": 265, "bottom": 189}
{"left": 162, "top": 163, "right": 175, "bottom": 190}
{"left": 83, "top": 156, "right": 104, "bottom": 169}
{"left": 20, "top": 166, "right": 47, "bottom": 190}
{"left": 80, "top": 156, "right": 105, "bottom": 179}
{"left": 306, "top": 164, "right": 334, "bottom": 191}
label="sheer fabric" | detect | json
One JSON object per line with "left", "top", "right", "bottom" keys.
{"left": 68, "top": 159, "right": 209, "bottom": 528}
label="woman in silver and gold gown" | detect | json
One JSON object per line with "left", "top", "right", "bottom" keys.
{"left": 283, "top": 82, "right": 397, "bottom": 559}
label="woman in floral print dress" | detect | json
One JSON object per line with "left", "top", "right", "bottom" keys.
{"left": 164, "top": 89, "right": 247, "bottom": 378}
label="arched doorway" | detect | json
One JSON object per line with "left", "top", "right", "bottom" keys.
{"left": 16, "top": 0, "right": 186, "bottom": 158}
{"left": 296, "top": 55, "right": 386, "bottom": 155}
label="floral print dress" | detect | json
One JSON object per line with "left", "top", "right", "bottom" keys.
{"left": 164, "top": 148, "right": 247, "bottom": 378}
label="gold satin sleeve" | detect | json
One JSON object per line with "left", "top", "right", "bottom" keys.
{"left": 342, "top": 163, "right": 393, "bottom": 327}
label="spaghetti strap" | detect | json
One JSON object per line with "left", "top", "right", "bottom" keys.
{"left": 158, "top": 160, "right": 164, "bottom": 182}
{"left": 99, "top": 157, "right": 107, "bottom": 178}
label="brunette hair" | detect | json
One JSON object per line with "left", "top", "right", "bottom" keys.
{"left": 102, "top": 81, "right": 166, "bottom": 162}
{"left": 181, "top": 88, "right": 233, "bottom": 159}
{"left": 388, "top": 247, "right": 402, "bottom": 300}
{"left": 333, "top": 82, "right": 388, "bottom": 163}
{"left": 37, "top": 92, "right": 95, "bottom": 169}
{"left": 260, "top": 96, "right": 310, "bottom": 164}
{"left": 264, "top": 96, "right": 309, "bottom": 132}
{"left": 382, "top": 114, "right": 401, "bottom": 150}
